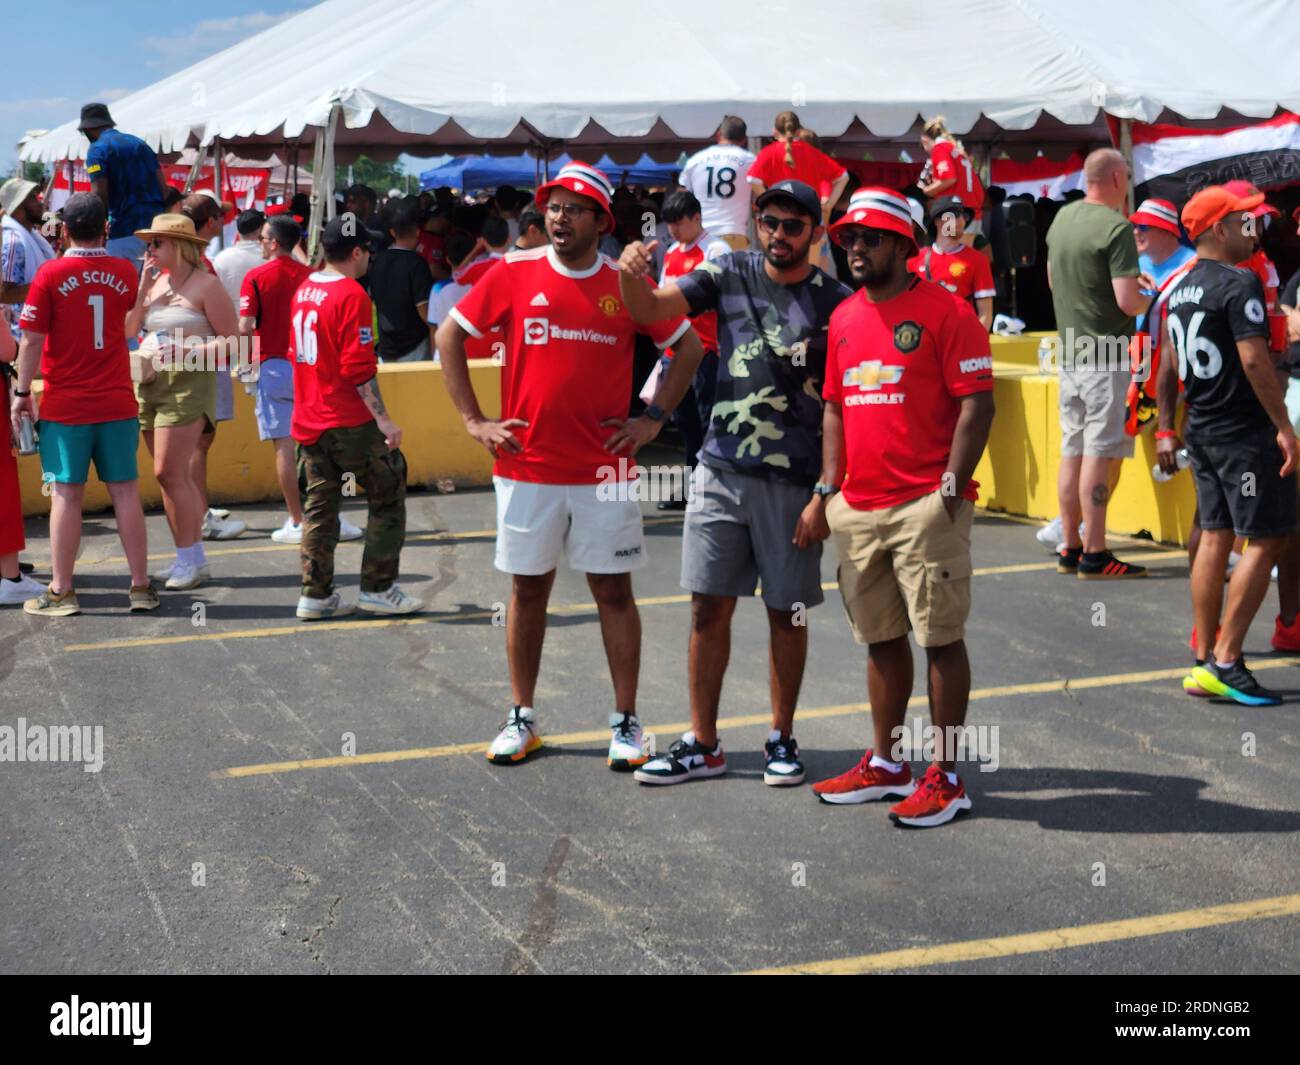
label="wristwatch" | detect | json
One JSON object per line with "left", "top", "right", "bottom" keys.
{"left": 812, "top": 482, "right": 839, "bottom": 498}
{"left": 643, "top": 403, "right": 667, "bottom": 422}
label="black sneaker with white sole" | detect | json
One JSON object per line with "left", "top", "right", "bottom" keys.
{"left": 633, "top": 732, "right": 726, "bottom": 785}
{"left": 764, "top": 732, "right": 805, "bottom": 786}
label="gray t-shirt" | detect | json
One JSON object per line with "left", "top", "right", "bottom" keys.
{"left": 676, "top": 250, "right": 851, "bottom": 485}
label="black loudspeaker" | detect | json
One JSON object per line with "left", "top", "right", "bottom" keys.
{"left": 1001, "top": 198, "right": 1037, "bottom": 268}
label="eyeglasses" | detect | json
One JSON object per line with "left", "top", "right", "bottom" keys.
{"left": 1133, "top": 225, "right": 1149, "bottom": 233}
{"left": 840, "top": 229, "right": 887, "bottom": 250}
{"left": 757, "top": 214, "right": 808, "bottom": 238}
{"left": 147, "top": 239, "right": 166, "bottom": 249}
{"left": 545, "top": 202, "right": 599, "bottom": 220}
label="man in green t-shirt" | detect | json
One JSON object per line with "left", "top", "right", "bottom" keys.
{"left": 1045, "top": 148, "right": 1155, "bottom": 579}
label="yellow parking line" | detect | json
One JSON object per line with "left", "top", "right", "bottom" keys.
{"left": 746, "top": 892, "right": 1300, "bottom": 974}
{"left": 64, "top": 548, "right": 1191, "bottom": 655}
{"left": 212, "top": 658, "right": 1300, "bottom": 779}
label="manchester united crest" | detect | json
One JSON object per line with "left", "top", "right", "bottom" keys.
{"left": 894, "top": 320, "right": 922, "bottom": 353}
{"left": 597, "top": 295, "right": 621, "bottom": 317}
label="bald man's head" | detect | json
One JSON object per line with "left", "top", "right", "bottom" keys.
{"left": 1084, "top": 148, "right": 1129, "bottom": 209}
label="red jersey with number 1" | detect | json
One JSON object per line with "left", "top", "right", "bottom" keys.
{"left": 289, "top": 271, "right": 378, "bottom": 444}
{"left": 18, "top": 248, "right": 138, "bottom": 424}
{"left": 930, "top": 141, "right": 986, "bottom": 216}
{"left": 824, "top": 277, "right": 993, "bottom": 511}
{"left": 451, "top": 245, "right": 690, "bottom": 484}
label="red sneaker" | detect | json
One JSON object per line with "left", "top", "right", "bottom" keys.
{"left": 812, "top": 750, "right": 914, "bottom": 805}
{"left": 1271, "top": 614, "right": 1300, "bottom": 653}
{"left": 1189, "top": 625, "right": 1221, "bottom": 655}
{"left": 888, "top": 764, "right": 972, "bottom": 828}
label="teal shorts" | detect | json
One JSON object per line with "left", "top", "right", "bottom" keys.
{"left": 38, "top": 417, "right": 140, "bottom": 485}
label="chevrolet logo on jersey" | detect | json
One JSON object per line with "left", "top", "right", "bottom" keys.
{"left": 843, "top": 361, "right": 904, "bottom": 390}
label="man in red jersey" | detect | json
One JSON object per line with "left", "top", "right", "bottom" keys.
{"left": 239, "top": 214, "right": 313, "bottom": 543}
{"left": 908, "top": 196, "right": 996, "bottom": 330}
{"left": 804, "top": 187, "right": 996, "bottom": 828}
{"left": 289, "top": 214, "right": 423, "bottom": 621}
{"left": 435, "top": 161, "right": 704, "bottom": 771}
{"left": 10, "top": 193, "right": 156, "bottom": 616}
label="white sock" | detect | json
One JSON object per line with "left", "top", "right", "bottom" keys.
{"left": 1216, "top": 657, "right": 1237, "bottom": 670}
{"left": 175, "top": 547, "right": 190, "bottom": 567}
{"left": 191, "top": 542, "right": 207, "bottom": 565}
{"left": 870, "top": 754, "right": 904, "bottom": 772}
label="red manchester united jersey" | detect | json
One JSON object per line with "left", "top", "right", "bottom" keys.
{"left": 907, "top": 244, "right": 996, "bottom": 306}
{"left": 451, "top": 245, "right": 690, "bottom": 484}
{"left": 660, "top": 232, "right": 730, "bottom": 353}
{"left": 240, "top": 254, "right": 312, "bottom": 360}
{"left": 18, "top": 248, "right": 138, "bottom": 425}
{"left": 930, "top": 141, "right": 986, "bottom": 216}
{"left": 825, "top": 277, "right": 993, "bottom": 511}
{"left": 288, "top": 272, "right": 378, "bottom": 444}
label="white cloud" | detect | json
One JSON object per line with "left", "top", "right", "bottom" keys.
{"left": 140, "top": 11, "right": 305, "bottom": 69}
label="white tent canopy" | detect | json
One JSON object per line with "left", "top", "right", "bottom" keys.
{"left": 19, "top": 0, "right": 1300, "bottom": 164}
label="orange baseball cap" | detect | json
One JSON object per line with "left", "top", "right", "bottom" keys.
{"left": 1180, "top": 185, "right": 1265, "bottom": 240}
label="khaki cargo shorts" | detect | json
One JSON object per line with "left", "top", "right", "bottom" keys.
{"left": 826, "top": 489, "right": 974, "bottom": 647}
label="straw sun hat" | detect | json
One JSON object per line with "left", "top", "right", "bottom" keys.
{"left": 133, "top": 213, "right": 209, "bottom": 246}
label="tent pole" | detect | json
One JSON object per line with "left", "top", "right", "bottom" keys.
{"left": 1118, "top": 118, "right": 1135, "bottom": 215}
{"left": 183, "top": 143, "right": 208, "bottom": 193}
{"left": 307, "top": 103, "right": 341, "bottom": 261}
{"left": 212, "top": 136, "right": 225, "bottom": 251}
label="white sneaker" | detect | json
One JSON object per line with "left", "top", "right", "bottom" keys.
{"left": 208, "top": 508, "right": 230, "bottom": 520}
{"left": 154, "top": 560, "right": 211, "bottom": 583}
{"left": 296, "top": 591, "right": 355, "bottom": 621}
{"left": 608, "top": 712, "right": 652, "bottom": 770}
{"left": 271, "top": 518, "right": 303, "bottom": 544}
{"left": 165, "top": 562, "right": 206, "bottom": 590}
{"left": 338, "top": 516, "right": 364, "bottom": 541}
{"left": 358, "top": 584, "right": 423, "bottom": 615}
{"left": 0, "top": 574, "right": 45, "bottom": 606}
{"left": 1035, "top": 516, "right": 1063, "bottom": 547}
{"left": 487, "top": 706, "right": 543, "bottom": 764}
{"left": 202, "top": 510, "right": 246, "bottom": 540}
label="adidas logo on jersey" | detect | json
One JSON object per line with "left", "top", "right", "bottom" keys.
{"left": 530, "top": 292, "right": 549, "bottom": 307}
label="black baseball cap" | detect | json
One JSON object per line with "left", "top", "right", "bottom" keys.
{"left": 78, "top": 102, "right": 115, "bottom": 132}
{"left": 321, "top": 213, "right": 376, "bottom": 258}
{"left": 754, "top": 179, "right": 821, "bottom": 223}
{"left": 928, "top": 195, "right": 974, "bottom": 223}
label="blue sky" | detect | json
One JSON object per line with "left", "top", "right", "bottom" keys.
{"left": 1, "top": 1, "right": 422, "bottom": 174}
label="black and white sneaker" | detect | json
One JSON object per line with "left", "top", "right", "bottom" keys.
{"left": 633, "top": 731, "right": 726, "bottom": 785}
{"left": 764, "top": 731, "right": 805, "bottom": 786}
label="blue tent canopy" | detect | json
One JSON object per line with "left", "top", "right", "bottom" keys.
{"left": 420, "top": 152, "right": 680, "bottom": 191}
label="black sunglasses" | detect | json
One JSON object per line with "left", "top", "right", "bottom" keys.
{"left": 839, "top": 229, "right": 888, "bottom": 250}
{"left": 757, "top": 214, "right": 809, "bottom": 238}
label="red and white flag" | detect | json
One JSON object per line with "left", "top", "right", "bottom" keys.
{"left": 990, "top": 152, "right": 1085, "bottom": 200}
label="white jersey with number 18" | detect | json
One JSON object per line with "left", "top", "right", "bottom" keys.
{"left": 679, "top": 143, "right": 757, "bottom": 238}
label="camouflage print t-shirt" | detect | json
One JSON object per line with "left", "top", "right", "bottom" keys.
{"left": 676, "top": 251, "right": 852, "bottom": 485}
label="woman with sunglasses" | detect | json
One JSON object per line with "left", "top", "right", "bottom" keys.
{"left": 126, "top": 213, "right": 239, "bottom": 590}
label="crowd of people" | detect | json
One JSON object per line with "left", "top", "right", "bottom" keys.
{"left": 3, "top": 100, "right": 1299, "bottom": 828}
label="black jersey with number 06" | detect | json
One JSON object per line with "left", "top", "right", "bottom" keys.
{"left": 1164, "top": 259, "right": 1270, "bottom": 442}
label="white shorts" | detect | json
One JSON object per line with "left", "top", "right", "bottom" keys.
{"left": 493, "top": 476, "right": 647, "bottom": 575}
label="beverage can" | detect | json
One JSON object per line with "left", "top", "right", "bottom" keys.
{"left": 17, "top": 413, "right": 37, "bottom": 455}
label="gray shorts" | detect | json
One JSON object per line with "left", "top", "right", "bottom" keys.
{"left": 681, "top": 462, "right": 824, "bottom": 611}
{"left": 1059, "top": 367, "right": 1133, "bottom": 459}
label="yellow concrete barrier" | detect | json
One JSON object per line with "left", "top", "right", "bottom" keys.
{"left": 18, "top": 359, "right": 500, "bottom": 516}
{"left": 975, "top": 332, "right": 1196, "bottom": 545}
{"left": 17, "top": 338, "right": 1197, "bottom": 546}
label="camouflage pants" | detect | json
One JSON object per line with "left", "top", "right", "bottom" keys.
{"left": 297, "top": 422, "right": 407, "bottom": 597}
